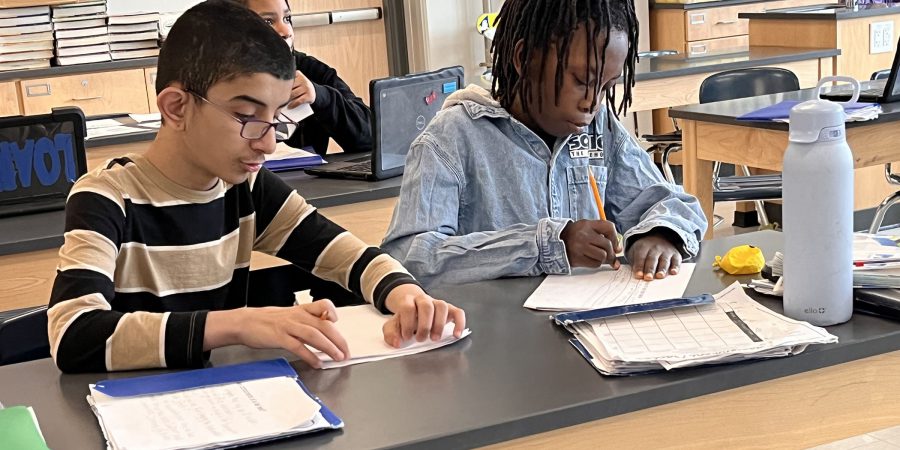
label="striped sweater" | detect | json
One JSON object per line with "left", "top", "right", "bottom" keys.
{"left": 47, "top": 154, "right": 417, "bottom": 373}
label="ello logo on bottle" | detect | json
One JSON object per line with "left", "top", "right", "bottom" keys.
{"left": 804, "top": 307, "right": 827, "bottom": 314}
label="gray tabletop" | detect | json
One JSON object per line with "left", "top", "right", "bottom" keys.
{"left": 669, "top": 80, "right": 900, "bottom": 129}
{"left": 630, "top": 47, "right": 840, "bottom": 83}
{"left": 740, "top": 3, "right": 900, "bottom": 20}
{"left": 0, "top": 168, "right": 401, "bottom": 257}
{"left": 2, "top": 230, "right": 899, "bottom": 449}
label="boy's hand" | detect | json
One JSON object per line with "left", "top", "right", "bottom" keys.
{"left": 626, "top": 233, "right": 682, "bottom": 281}
{"left": 382, "top": 284, "right": 466, "bottom": 348}
{"left": 560, "top": 219, "right": 622, "bottom": 269}
{"left": 288, "top": 70, "right": 316, "bottom": 108}
{"left": 204, "top": 300, "right": 349, "bottom": 369}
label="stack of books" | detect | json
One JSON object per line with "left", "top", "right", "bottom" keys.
{"left": 51, "top": 0, "right": 110, "bottom": 66}
{"left": 107, "top": 11, "right": 159, "bottom": 60}
{"left": 0, "top": 5, "right": 53, "bottom": 71}
{"left": 554, "top": 282, "right": 837, "bottom": 375}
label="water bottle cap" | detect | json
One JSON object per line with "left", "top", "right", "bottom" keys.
{"left": 788, "top": 99, "right": 845, "bottom": 143}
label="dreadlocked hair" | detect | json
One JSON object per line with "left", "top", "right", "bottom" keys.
{"left": 490, "top": 0, "right": 639, "bottom": 120}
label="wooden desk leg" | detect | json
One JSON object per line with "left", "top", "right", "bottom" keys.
{"left": 680, "top": 120, "right": 714, "bottom": 239}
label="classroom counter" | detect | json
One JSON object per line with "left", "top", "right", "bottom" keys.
{"left": 0, "top": 58, "right": 157, "bottom": 83}
{"left": 740, "top": 2, "right": 900, "bottom": 20}
{"left": 668, "top": 80, "right": 900, "bottom": 127}
{"left": 0, "top": 157, "right": 402, "bottom": 257}
{"left": 629, "top": 46, "right": 840, "bottom": 82}
{"left": 651, "top": 0, "right": 774, "bottom": 9}
{"left": 1, "top": 231, "right": 899, "bottom": 449}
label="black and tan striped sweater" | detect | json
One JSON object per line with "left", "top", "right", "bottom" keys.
{"left": 47, "top": 154, "right": 417, "bottom": 373}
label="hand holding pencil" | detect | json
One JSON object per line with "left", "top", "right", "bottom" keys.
{"left": 559, "top": 167, "right": 622, "bottom": 269}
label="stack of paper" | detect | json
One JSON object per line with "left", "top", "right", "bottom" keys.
{"left": 107, "top": 11, "right": 159, "bottom": 60}
{"left": 0, "top": 5, "right": 52, "bottom": 71}
{"left": 560, "top": 282, "right": 837, "bottom": 375}
{"left": 51, "top": 0, "right": 110, "bottom": 66}
{"left": 523, "top": 263, "right": 697, "bottom": 311}
{"left": 87, "top": 359, "right": 342, "bottom": 450}
{"left": 0, "top": 405, "right": 49, "bottom": 449}
{"left": 752, "top": 234, "right": 900, "bottom": 296}
{"left": 308, "top": 304, "right": 471, "bottom": 369}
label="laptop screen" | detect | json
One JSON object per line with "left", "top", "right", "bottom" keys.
{"left": 0, "top": 111, "right": 86, "bottom": 213}
{"left": 373, "top": 68, "right": 463, "bottom": 175}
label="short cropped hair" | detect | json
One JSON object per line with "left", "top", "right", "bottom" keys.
{"left": 155, "top": 0, "right": 294, "bottom": 96}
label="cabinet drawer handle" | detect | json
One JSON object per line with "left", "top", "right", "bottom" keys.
{"left": 689, "top": 44, "right": 708, "bottom": 55}
{"left": 689, "top": 13, "right": 706, "bottom": 25}
{"left": 292, "top": 12, "right": 330, "bottom": 28}
{"left": 715, "top": 19, "right": 738, "bottom": 25}
{"left": 72, "top": 95, "right": 103, "bottom": 101}
{"left": 24, "top": 83, "right": 51, "bottom": 97}
{"left": 331, "top": 8, "right": 381, "bottom": 23}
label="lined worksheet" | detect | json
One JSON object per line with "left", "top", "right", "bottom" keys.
{"left": 523, "top": 263, "right": 696, "bottom": 311}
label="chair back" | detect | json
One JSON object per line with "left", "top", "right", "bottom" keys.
{"left": 699, "top": 68, "right": 800, "bottom": 104}
{"left": 0, "top": 306, "right": 49, "bottom": 366}
{"left": 872, "top": 69, "right": 891, "bottom": 80}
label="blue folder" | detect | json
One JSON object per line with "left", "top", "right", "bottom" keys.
{"left": 93, "top": 358, "right": 343, "bottom": 439}
{"left": 551, "top": 294, "right": 715, "bottom": 325}
{"left": 263, "top": 155, "right": 326, "bottom": 172}
{"left": 736, "top": 100, "right": 877, "bottom": 122}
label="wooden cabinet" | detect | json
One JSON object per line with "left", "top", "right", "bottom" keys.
{"left": 651, "top": 0, "right": 836, "bottom": 55}
{"left": 0, "top": 82, "right": 20, "bottom": 117}
{"left": 144, "top": 67, "right": 158, "bottom": 113}
{"left": 684, "top": 3, "right": 761, "bottom": 42}
{"left": 686, "top": 35, "right": 750, "bottom": 57}
{"left": 18, "top": 69, "right": 150, "bottom": 116}
{"left": 290, "top": 0, "right": 388, "bottom": 105}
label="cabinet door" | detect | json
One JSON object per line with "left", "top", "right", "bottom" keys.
{"left": 290, "top": 0, "right": 388, "bottom": 105}
{"left": 145, "top": 67, "right": 158, "bottom": 113}
{"left": 19, "top": 69, "right": 150, "bottom": 116}
{"left": 0, "top": 81, "right": 21, "bottom": 117}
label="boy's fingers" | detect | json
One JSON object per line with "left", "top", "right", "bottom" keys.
{"left": 382, "top": 316, "right": 402, "bottom": 348}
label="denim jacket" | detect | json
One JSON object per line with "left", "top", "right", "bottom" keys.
{"left": 381, "top": 85, "right": 708, "bottom": 288}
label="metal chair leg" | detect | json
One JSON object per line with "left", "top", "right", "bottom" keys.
{"left": 869, "top": 191, "right": 900, "bottom": 233}
{"left": 661, "top": 145, "right": 677, "bottom": 184}
{"left": 740, "top": 165, "right": 771, "bottom": 227}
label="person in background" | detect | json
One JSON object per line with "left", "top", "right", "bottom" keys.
{"left": 230, "top": 0, "right": 372, "bottom": 156}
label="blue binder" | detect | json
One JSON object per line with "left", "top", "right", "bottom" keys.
{"left": 736, "top": 100, "right": 877, "bottom": 122}
{"left": 92, "top": 358, "right": 343, "bottom": 442}
{"left": 551, "top": 294, "right": 715, "bottom": 325}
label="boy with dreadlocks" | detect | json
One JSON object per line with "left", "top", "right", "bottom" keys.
{"left": 381, "top": 0, "right": 707, "bottom": 288}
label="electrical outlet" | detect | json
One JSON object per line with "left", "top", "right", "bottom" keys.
{"left": 871, "top": 21, "right": 894, "bottom": 54}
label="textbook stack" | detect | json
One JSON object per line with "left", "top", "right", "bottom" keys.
{"left": 52, "top": 0, "right": 110, "bottom": 66}
{"left": 0, "top": 5, "right": 53, "bottom": 71}
{"left": 107, "top": 11, "right": 159, "bottom": 60}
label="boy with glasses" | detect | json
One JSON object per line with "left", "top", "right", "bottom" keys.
{"left": 47, "top": 0, "right": 465, "bottom": 373}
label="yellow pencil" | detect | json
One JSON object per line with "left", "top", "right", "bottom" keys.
{"left": 586, "top": 166, "right": 607, "bottom": 221}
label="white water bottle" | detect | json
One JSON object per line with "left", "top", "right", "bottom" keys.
{"left": 782, "top": 76, "right": 855, "bottom": 326}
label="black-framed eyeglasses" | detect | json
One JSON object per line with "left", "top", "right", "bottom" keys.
{"left": 185, "top": 90, "right": 298, "bottom": 141}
